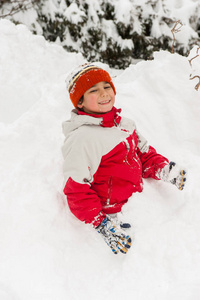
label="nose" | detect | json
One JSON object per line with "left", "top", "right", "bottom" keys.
{"left": 100, "top": 88, "right": 108, "bottom": 97}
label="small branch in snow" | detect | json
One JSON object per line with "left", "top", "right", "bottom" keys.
{"left": 188, "top": 47, "right": 200, "bottom": 91}
{"left": 0, "top": 0, "right": 38, "bottom": 18}
{"left": 190, "top": 76, "right": 200, "bottom": 91}
{"left": 188, "top": 47, "right": 200, "bottom": 66}
{"left": 171, "top": 20, "right": 183, "bottom": 54}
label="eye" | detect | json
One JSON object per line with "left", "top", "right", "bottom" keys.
{"left": 89, "top": 89, "right": 97, "bottom": 93}
{"left": 104, "top": 85, "right": 111, "bottom": 89}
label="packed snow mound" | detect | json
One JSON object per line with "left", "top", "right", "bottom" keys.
{"left": 0, "top": 20, "right": 200, "bottom": 300}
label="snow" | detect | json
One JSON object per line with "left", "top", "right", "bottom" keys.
{"left": 114, "top": 0, "right": 134, "bottom": 25}
{"left": 0, "top": 19, "right": 200, "bottom": 300}
{"left": 64, "top": 3, "right": 86, "bottom": 24}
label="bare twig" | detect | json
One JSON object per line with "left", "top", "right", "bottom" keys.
{"left": 188, "top": 46, "right": 200, "bottom": 91}
{"left": 0, "top": 0, "right": 38, "bottom": 18}
{"left": 189, "top": 54, "right": 199, "bottom": 66}
{"left": 188, "top": 47, "right": 200, "bottom": 66}
{"left": 171, "top": 20, "right": 183, "bottom": 53}
{"left": 190, "top": 76, "right": 200, "bottom": 91}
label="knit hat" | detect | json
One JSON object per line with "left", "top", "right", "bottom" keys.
{"left": 66, "top": 63, "right": 116, "bottom": 107}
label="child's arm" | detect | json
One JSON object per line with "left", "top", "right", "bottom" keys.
{"left": 63, "top": 177, "right": 106, "bottom": 228}
{"left": 136, "top": 130, "right": 169, "bottom": 179}
{"left": 65, "top": 179, "right": 132, "bottom": 254}
{"left": 136, "top": 130, "right": 187, "bottom": 190}
{"left": 62, "top": 132, "right": 109, "bottom": 228}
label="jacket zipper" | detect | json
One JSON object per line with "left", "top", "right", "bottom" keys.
{"left": 107, "top": 176, "right": 113, "bottom": 206}
{"left": 106, "top": 140, "right": 129, "bottom": 206}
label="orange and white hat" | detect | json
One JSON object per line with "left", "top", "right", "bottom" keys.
{"left": 66, "top": 63, "right": 116, "bottom": 107}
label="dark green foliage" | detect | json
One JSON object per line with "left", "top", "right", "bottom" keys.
{"left": 101, "top": 2, "right": 115, "bottom": 20}
{"left": 115, "top": 22, "right": 134, "bottom": 39}
{"left": 197, "top": 18, "right": 200, "bottom": 37}
{"left": 87, "top": 27, "right": 103, "bottom": 44}
{"left": 100, "top": 39, "right": 132, "bottom": 69}
{"left": 142, "top": 18, "right": 153, "bottom": 36}
{"left": 38, "top": 13, "right": 68, "bottom": 42}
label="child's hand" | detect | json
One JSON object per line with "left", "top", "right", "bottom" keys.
{"left": 96, "top": 217, "right": 132, "bottom": 254}
{"left": 159, "top": 161, "right": 187, "bottom": 190}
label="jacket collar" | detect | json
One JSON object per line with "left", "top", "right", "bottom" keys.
{"left": 77, "top": 107, "right": 121, "bottom": 128}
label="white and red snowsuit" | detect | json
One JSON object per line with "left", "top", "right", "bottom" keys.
{"left": 62, "top": 107, "right": 169, "bottom": 228}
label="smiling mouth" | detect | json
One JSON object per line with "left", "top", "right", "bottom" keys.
{"left": 98, "top": 100, "right": 111, "bottom": 105}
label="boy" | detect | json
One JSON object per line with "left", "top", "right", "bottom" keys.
{"left": 62, "top": 63, "right": 186, "bottom": 255}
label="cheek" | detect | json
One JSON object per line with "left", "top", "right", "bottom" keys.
{"left": 110, "top": 91, "right": 115, "bottom": 100}
{"left": 86, "top": 94, "right": 98, "bottom": 105}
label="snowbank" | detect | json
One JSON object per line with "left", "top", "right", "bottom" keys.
{"left": 0, "top": 20, "right": 200, "bottom": 300}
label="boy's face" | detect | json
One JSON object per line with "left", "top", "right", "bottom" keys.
{"left": 77, "top": 81, "right": 115, "bottom": 114}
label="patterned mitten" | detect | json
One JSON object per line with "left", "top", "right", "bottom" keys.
{"left": 159, "top": 161, "right": 187, "bottom": 190}
{"left": 96, "top": 217, "right": 132, "bottom": 254}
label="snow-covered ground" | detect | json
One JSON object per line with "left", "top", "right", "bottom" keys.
{"left": 0, "top": 19, "right": 200, "bottom": 300}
